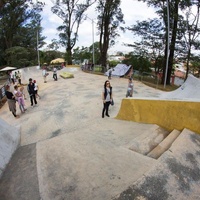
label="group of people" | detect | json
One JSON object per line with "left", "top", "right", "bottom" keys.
{"left": 42, "top": 66, "right": 58, "bottom": 83}
{"left": 102, "top": 77, "right": 134, "bottom": 118}
{"left": 5, "top": 78, "right": 40, "bottom": 118}
{"left": 5, "top": 66, "right": 59, "bottom": 118}
{"left": 5, "top": 66, "right": 133, "bottom": 119}
{"left": 9, "top": 70, "right": 21, "bottom": 85}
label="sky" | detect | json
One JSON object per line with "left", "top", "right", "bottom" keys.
{"left": 40, "top": 0, "right": 158, "bottom": 54}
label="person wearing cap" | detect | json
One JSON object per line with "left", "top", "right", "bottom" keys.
{"left": 5, "top": 85, "right": 19, "bottom": 118}
{"left": 27, "top": 78, "right": 37, "bottom": 107}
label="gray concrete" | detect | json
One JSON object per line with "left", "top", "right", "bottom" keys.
{"left": 0, "top": 143, "right": 40, "bottom": 200}
{"left": 113, "top": 129, "right": 200, "bottom": 200}
{"left": 0, "top": 118, "right": 20, "bottom": 178}
{"left": 0, "top": 67, "right": 200, "bottom": 200}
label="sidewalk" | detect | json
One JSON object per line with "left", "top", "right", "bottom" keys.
{"left": 0, "top": 67, "right": 163, "bottom": 199}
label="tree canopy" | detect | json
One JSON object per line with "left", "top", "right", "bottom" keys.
{"left": 0, "top": 0, "right": 45, "bottom": 67}
{"left": 51, "top": 0, "right": 95, "bottom": 65}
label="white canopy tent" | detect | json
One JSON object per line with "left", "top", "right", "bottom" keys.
{"left": 0, "top": 66, "right": 16, "bottom": 72}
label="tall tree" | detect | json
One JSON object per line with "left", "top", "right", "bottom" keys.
{"left": 0, "top": 0, "right": 45, "bottom": 66}
{"left": 51, "top": 0, "right": 95, "bottom": 65}
{"left": 96, "top": 0, "right": 124, "bottom": 69}
{"left": 179, "top": 1, "right": 200, "bottom": 79}
{"left": 126, "top": 18, "right": 165, "bottom": 74}
{"left": 138, "top": 0, "right": 197, "bottom": 85}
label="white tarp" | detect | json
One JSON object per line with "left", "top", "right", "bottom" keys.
{"left": 105, "top": 64, "right": 131, "bottom": 77}
{"left": 0, "top": 66, "right": 16, "bottom": 71}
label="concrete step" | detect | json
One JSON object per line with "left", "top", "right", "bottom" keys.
{"left": 129, "top": 125, "right": 169, "bottom": 155}
{"left": 114, "top": 129, "right": 200, "bottom": 200}
{"left": 147, "top": 129, "right": 181, "bottom": 159}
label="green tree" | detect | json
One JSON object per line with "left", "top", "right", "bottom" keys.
{"left": 72, "top": 42, "right": 101, "bottom": 65}
{"left": 51, "top": 0, "right": 95, "bottom": 65}
{"left": 0, "top": 0, "right": 45, "bottom": 67}
{"left": 190, "top": 56, "right": 200, "bottom": 77}
{"left": 123, "top": 53, "right": 152, "bottom": 73}
{"left": 138, "top": 0, "right": 197, "bottom": 85}
{"left": 39, "top": 50, "right": 65, "bottom": 65}
{"left": 179, "top": 1, "right": 200, "bottom": 80}
{"left": 126, "top": 18, "right": 165, "bottom": 74}
{"left": 96, "top": 0, "right": 124, "bottom": 70}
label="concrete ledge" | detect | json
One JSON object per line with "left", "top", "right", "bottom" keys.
{"left": 116, "top": 98, "right": 200, "bottom": 134}
{"left": 0, "top": 118, "right": 20, "bottom": 178}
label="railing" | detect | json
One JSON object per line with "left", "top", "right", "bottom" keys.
{"left": 0, "top": 85, "right": 6, "bottom": 106}
{"left": 0, "top": 76, "right": 10, "bottom": 106}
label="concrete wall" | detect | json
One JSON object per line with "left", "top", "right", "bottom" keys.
{"left": 116, "top": 98, "right": 200, "bottom": 134}
{"left": 0, "top": 118, "right": 20, "bottom": 178}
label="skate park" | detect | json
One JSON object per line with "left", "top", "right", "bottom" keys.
{"left": 0, "top": 66, "right": 200, "bottom": 200}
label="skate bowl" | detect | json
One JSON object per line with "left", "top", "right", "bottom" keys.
{"left": 116, "top": 74, "right": 200, "bottom": 134}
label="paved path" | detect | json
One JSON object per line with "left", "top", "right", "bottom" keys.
{"left": 0, "top": 67, "right": 162, "bottom": 200}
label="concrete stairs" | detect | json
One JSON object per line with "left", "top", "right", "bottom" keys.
{"left": 114, "top": 128, "right": 200, "bottom": 200}
{"left": 128, "top": 124, "right": 181, "bottom": 159}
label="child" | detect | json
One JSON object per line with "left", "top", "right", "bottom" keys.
{"left": 126, "top": 78, "right": 133, "bottom": 97}
{"left": 14, "top": 85, "right": 26, "bottom": 113}
{"left": 33, "top": 80, "right": 40, "bottom": 99}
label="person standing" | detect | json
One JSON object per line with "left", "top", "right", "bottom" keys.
{"left": 33, "top": 80, "right": 40, "bottom": 98}
{"left": 14, "top": 85, "right": 26, "bottom": 113}
{"left": 5, "top": 85, "right": 19, "bottom": 118}
{"left": 108, "top": 68, "right": 112, "bottom": 80}
{"left": 27, "top": 78, "right": 37, "bottom": 107}
{"left": 11, "top": 71, "right": 15, "bottom": 84}
{"left": 42, "top": 67, "right": 47, "bottom": 83}
{"left": 102, "top": 80, "right": 113, "bottom": 118}
{"left": 53, "top": 67, "right": 57, "bottom": 81}
{"left": 17, "top": 70, "right": 21, "bottom": 85}
{"left": 126, "top": 78, "right": 134, "bottom": 97}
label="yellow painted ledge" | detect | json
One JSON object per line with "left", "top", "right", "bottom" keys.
{"left": 116, "top": 98, "right": 200, "bottom": 134}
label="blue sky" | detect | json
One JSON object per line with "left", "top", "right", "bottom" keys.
{"left": 40, "top": 0, "right": 157, "bottom": 54}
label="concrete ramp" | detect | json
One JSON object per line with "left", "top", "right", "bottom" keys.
{"left": 160, "top": 74, "right": 200, "bottom": 100}
{"left": 0, "top": 118, "right": 20, "bottom": 178}
{"left": 105, "top": 64, "right": 131, "bottom": 77}
{"left": 116, "top": 74, "right": 200, "bottom": 133}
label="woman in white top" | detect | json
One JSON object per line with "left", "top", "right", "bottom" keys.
{"left": 126, "top": 78, "right": 133, "bottom": 97}
{"left": 33, "top": 80, "right": 40, "bottom": 98}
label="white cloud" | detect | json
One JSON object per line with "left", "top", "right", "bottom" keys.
{"left": 40, "top": 0, "right": 158, "bottom": 53}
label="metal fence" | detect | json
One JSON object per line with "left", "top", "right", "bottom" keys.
{"left": 0, "top": 85, "right": 6, "bottom": 105}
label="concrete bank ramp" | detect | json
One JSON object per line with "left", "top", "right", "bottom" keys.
{"left": 0, "top": 118, "right": 20, "bottom": 178}
{"left": 116, "top": 74, "right": 200, "bottom": 134}
{"left": 160, "top": 74, "right": 200, "bottom": 100}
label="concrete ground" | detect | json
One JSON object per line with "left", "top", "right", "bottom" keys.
{"left": 1, "top": 67, "right": 200, "bottom": 200}
{"left": 0, "top": 67, "right": 162, "bottom": 199}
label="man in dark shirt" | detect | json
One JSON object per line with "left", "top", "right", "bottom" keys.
{"left": 27, "top": 78, "right": 37, "bottom": 107}
{"left": 5, "top": 85, "right": 19, "bottom": 118}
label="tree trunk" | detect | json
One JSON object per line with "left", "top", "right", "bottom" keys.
{"left": 185, "top": 47, "right": 191, "bottom": 81}
{"left": 66, "top": 48, "right": 72, "bottom": 65}
{"left": 166, "top": 0, "right": 179, "bottom": 85}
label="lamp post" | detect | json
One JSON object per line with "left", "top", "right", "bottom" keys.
{"left": 86, "top": 16, "right": 95, "bottom": 66}
{"left": 37, "top": 30, "right": 40, "bottom": 68}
